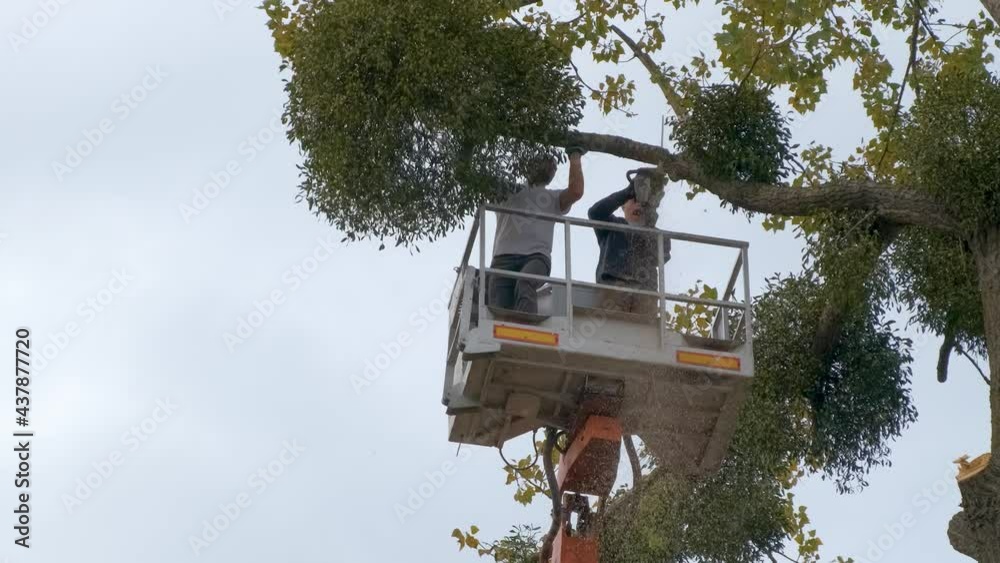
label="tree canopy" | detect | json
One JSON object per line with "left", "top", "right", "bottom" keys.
{"left": 265, "top": 0, "right": 1000, "bottom": 560}
{"left": 270, "top": 0, "right": 583, "bottom": 244}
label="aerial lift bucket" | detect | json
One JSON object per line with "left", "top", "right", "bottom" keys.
{"left": 441, "top": 200, "right": 755, "bottom": 562}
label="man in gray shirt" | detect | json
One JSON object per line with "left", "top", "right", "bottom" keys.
{"left": 489, "top": 148, "right": 585, "bottom": 314}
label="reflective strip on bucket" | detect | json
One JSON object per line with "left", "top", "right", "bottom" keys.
{"left": 676, "top": 350, "right": 741, "bottom": 371}
{"left": 493, "top": 325, "right": 560, "bottom": 347}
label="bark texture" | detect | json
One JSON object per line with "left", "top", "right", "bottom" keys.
{"left": 983, "top": 0, "right": 1000, "bottom": 25}
{"left": 973, "top": 227, "right": 1000, "bottom": 457}
{"left": 539, "top": 428, "right": 561, "bottom": 563}
{"left": 949, "top": 226, "right": 1000, "bottom": 562}
{"left": 561, "top": 131, "right": 961, "bottom": 233}
{"left": 949, "top": 467, "right": 1000, "bottom": 563}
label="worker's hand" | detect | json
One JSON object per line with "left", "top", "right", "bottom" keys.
{"left": 565, "top": 145, "right": 587, "bottom": 157}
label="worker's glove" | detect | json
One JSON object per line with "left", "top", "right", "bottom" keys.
{"left": 565, "top": 145, "right": 588, "bottom": 157}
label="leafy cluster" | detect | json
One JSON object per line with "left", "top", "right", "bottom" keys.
{"left": 899, "top": 69, "right": 1000, "bottom": 234}
{"left": 671, "top": 85, "right": 794, "bottom": 185}
{"left": 746, "top": 275, "right": 916, "bottom": 492}
{"left": 453, "top": 524, "right": 540, "bottom": 563}
{"left": 599, "top": 465, "right": 787, "bottom": 563}
{"left": 890, "top": 228, "right": 985, "bottom": 356}
{"left": 595, "top": 273, "right": 915, "bottom": 562}
{"left": 276, "top": 0, "right": 583, "bottom": 245}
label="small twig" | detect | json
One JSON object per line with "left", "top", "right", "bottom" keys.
{"left": 875, "top": 0, "right": 921, "bottom": 175}
{"left": 569, "top": 59, "right": 601, "bottom": 95}
{"left": 957, "top": 347, "right": 991, "bottom": 385}
{"left": 609, "top": 24, "right": 681, "bottom": 116}
{"left": 738, "top": 48, "right": 765, "bottom": 90}
{"left": 568, "top": 58, "right": 636, "bottom": 118}
{"left": 940, "top": 25, "right": 972, "bottom": 46}
{"left": 919, "top": 13, "right": 941, "bottom": 42}
{"left": 507, "top": 15, "right": 528, "bottom": 29}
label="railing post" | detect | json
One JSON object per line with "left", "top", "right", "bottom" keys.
{"left": 478, "top": 208, "right": 487, "bottom": 323}
{"left": 720, "top": 299, "right": 730, "bottom": 341}
{"left": 741, "top": 245, "right": 754, "bottom": 362}
{"left": 564, "top": 221, "right": 573, "bottom": 337}
{"left": 657, "top": 233, "right": 666, "bottom": 349}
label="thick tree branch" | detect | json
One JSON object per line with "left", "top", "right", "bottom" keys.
{"left": 972, "top": 227, "right": 1000, "bottom": 456}
{"left": 811, "top": 221, "right": 900, "bottom": 359}
{"left": 982, "top": 0, "right": 1000, "bottom": 25}
{"left": 559, "top": 131, "right": 962, "bottom": 233}
{"left": 949, "top": 225, "right": 1000, "bottom": 560}
{"left": 939, "top": 325, "right": 957, "bottom": 383}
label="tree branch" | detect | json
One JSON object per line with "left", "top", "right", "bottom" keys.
{"left": 875, "top": 0, "right": 921, "bottom": 173}
{"left": 981, "top": 0, "right": 1000, "bottom": 25}
{"left": 939, "top": 324, "right": 957, "bottom": 383}
{"left": 507, "top": 0, "right": 541, "bottom": 10}
{"left": 538, "top": 427, "right": 561, "bottom": 563}
{"left": 609, "top": 25, "right": 684, "bottom": 116}
{"left": 558, "top": 131, "right": 961, "bottom": 233}
{"left": 958, "top": 347, "right": 992, "bottom": 385}
{"left": 624, "top": 434, "right": 642, "bottom": 486}
{"left": 811, "top": 220, "right": 900, "bottom": 359}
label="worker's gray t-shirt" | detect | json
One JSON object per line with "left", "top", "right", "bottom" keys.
{"left": 492, "top": 185, "right": 567, "bottom": 259}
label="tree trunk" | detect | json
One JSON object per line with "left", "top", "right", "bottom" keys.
{"left": 949, "top": 226, "right": 1000, "bottom": 562}
{"left": 983, "top": 0, "right": 1000, "bottom": 26}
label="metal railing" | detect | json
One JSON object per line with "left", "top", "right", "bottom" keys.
{"left": 452, "top": 205, "right": 754, "bottom": 352}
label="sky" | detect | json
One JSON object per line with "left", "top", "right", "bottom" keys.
{"left": 0, "top": 1, "right": 994, "bottom": 562}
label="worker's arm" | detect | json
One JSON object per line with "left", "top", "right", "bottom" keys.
{"left": 588, "top": 184, "right": 634, "bottom": 222}
{"left": 559, "top": 151, "right": 585, "bottom": 212}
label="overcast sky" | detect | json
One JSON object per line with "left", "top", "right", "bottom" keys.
{"left": 0, "top": 1, "right": 994, "bottom": 562}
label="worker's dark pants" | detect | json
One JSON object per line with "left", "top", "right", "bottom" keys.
{"left": 488, "top": 253, "right": 551, "bottom": 314}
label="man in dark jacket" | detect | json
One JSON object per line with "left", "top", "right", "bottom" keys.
{"left": 587, "top": 181, "right": 669, "bottom": 316}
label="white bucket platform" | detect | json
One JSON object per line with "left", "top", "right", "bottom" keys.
{"left": 442, "top": 206, "right": 754, "bottom": 476}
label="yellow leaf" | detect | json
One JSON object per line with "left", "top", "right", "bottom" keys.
{"left": 452, "top": 528, "right": 466, "bottom": 550}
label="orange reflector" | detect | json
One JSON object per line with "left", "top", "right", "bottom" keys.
{"left": 493, "top": 324, "right": 559, "bottom": 347}
{"left": 676, "top": 350, "right": 741, "bottom": 371}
